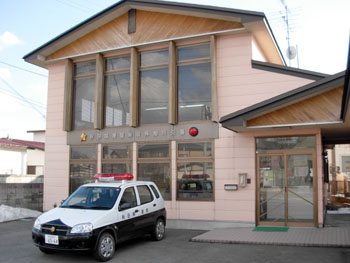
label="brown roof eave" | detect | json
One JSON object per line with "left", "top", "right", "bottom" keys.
{"left": 220, "top": 71, "right": 345, "bottom": 131}
{"left": 23, "top": 0, "right": 270, "bottom": 66}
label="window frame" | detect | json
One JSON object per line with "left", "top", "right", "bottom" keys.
{"left": 101, "top": 143, "right": 132, "bottom": 174}
{"left": 66, "top": 39, "right": 216, "bottom": 131}
{"left": 137, "top": 142, "right": 171, "bottom": 200}
{"left": 176, "top": 43, "right": 213, "bottom": 123}
{"left": 176, "top": 140, "right": 215, "bottom": 201}
{"left": 104, "top": 54, "right": 131, "bottom": 128}
{"left": 72, "top": 60, "right": 97, "bottom": 130}
{"left": 139, "top": 48, "right": 170, "bottom": 125}
{"left": 69, "top": 145, "right": 98, "bottom": 194}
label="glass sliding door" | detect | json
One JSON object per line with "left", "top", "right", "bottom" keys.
{"left": 257, "top": 152, "right": 315, "bottom": 226}
{"left": 256, "top": 136, "right": 317, "bottom": 227}
{"left": 258, "top": 155, "right": 285, "bottom": 225}
{"left": 287, "top": 154, "right": 314, "bottom": 224}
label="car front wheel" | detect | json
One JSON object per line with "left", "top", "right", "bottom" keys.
{"left": 151, "top": 218, "right": 165, "bottom": 241}
{"left": 94, "top": 232, "right": 115, "bottom": 262}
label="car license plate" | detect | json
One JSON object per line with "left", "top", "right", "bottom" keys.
{"left": 45, "top": 234, "right": 59, "bottom": 245}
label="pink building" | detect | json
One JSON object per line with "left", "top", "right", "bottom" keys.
{"left": 24, "top": 0, "right": 350, "bottom": 228}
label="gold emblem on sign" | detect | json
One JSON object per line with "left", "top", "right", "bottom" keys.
{"left": 51, "top": 226, "right": 56, "bottom": 233}
{"left": 80, "top": 133, "right": 87, "bottom": 142}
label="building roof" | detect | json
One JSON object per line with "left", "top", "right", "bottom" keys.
{"left": 27, "top": 130, "right": 45, "bottom": 133}
{"left": 251, "top": 60, "right": 329, "bottom": 81}
{"left": 220, "top": 70, "right": 345, "bottom": 130}
{"left": 23, "top": 0, "right": 285, "bottom": 67}
{"left": 0, "top": 138, "right": 45, "bottom": 151}
{"left": 219, "top": 40, "right": 350, "bottom": 144}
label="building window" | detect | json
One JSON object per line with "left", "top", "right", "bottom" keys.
{"left": 70, "top": 146, "right": 96, "bottom": 193}
{"left": 140, "top": 50, "right": 169, "bottom": 125}
{"left": 137, "top": 143, "right": 171, "bottom": 200}
{"left": 102, "top": 144, "right": 132, "bottom": 174}
{"left": 73, "top": 60, "right": 96, "bottom": 129}
{"left": 177, "top": 141, "right": 214, "bottom": 200}
{"left": 27, "top": 166, "right": 36, "bottom": 175}
{"left": 177, "top": 44, "right": 212, "bottom": 122}
{"left": 256, "top": 136, "right": 316, "bottom": 151}
{"left": 105, "top": 55, "right": 131, "bottom": 127}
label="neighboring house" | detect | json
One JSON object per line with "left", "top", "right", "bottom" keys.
{"left": 27, "top": 130, "right": 46, "bottom": 143}
{"left": 0, "top": 138, "right": 45, "bottom": 176}
{"left": 24, "top": 0, "right": 349, "bottom": 228}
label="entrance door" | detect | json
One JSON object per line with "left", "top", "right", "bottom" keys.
{"left": 257, "top": 152, "right": 316, "bottom": 227}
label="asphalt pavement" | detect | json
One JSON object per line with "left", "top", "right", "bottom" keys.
{"left": 0, "top": 219, "right": 349, "bottom": 263}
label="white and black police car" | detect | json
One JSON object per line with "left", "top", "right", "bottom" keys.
{"left": 32, "top": 173, "right": 166, "bottom": 262}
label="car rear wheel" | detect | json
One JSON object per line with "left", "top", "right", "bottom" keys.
{"left": 151, "top": 218, "right": 165, "bottom": 241}
{"left": 94, "top": 232, "right": 115, "bottom": 262}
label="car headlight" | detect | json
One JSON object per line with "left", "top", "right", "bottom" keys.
{"left": 70, "top": 223, "right": 93, "bottom": 234}
{"left": 33, "top": 218, "right": 41, "bottom": 231}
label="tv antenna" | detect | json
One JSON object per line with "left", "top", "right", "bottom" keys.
{"left": 280, "top": 0, "right": 299, "bottom": 67}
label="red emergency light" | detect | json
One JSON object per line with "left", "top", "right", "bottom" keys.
{"left": 94, "top": 173, "right": 134, "bottom": 182}
{"left": 189, "top": 127, "right": 198, "bottom": 137}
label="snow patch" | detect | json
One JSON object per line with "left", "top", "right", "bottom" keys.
{"left": 0, "top": 204, "right": 41, "bottom": 223}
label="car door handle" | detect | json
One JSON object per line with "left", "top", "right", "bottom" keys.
{"left": 153, "top": 204, "right": 156, "bottom": 207}
{"left": 134, "top": 209, "right": 139, "bottom": 213}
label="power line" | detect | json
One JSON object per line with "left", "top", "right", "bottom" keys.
{"left": 0, "top": 89, "right": 46, "bottom": 111}
{"left": 54, "top": 0, "right": 95, "bottom": 14}
{"left": 0, "top": 87, "right": 46, "bottom": 109}
{"left": 0, "top": 60, "right": 47, "bottom": 78}
{"left": 0, "top": 77, "right": 46, "bottom": 119}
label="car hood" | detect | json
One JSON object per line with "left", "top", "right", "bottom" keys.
{"left": 37, "top": 207, "right": 116, "bottom": 228}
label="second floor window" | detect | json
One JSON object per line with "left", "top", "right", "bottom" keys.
{"left": 73, "top": 61, "right": 96, "bottom": 129}
{"left": 105, "top": 55, "right": 131, "bottom": 127}
{"left": 140, "top": 50, "right": 169, "bottom": 125}
{"left": 177, "top": 44, "right": 212, "bottom": 122}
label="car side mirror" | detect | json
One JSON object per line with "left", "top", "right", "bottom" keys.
{"left": 119, "top": 202, "right": 132, "bottom": 211}
{"left": 61, "top": 199, "right": 66, "bottom": 205}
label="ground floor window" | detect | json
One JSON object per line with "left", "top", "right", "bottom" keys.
{"left": 177, "top": 141, "right": 214, "bottom": 201}
{"left": 137, "top": 143, "right": 171, "bottom": 200}
{"left": 102, "top": 144, "right": 132, "bottom": 174}
{"left": 68, "top": 140, "right": 216, "bottom": 201}
{"left": 69, "top": 146, "right": 96, "bottom": 193}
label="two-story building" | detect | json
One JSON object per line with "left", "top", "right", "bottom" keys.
{"left": 24, "top": 0, "right": 350, "bottom": 228}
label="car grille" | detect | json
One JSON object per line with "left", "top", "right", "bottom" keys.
{"left": 41, "top": 224, "right": 71, "bottom": 235}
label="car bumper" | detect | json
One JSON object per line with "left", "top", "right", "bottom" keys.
{"left": 32, "top": 229, "right": 97, "bottom": 251}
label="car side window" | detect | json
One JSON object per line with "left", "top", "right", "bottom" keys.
{"left": 137, "top": 185, "right": 154, "bottom": 205}
{"left": 150, "top": 185, "right": 160, "bottom": 199}
{"left": 119, "top": 187, "right": 137, "bottom": 211}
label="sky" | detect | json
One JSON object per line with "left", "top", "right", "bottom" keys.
{"left": 0, "top": 0, "right": 349, "bottom": 140}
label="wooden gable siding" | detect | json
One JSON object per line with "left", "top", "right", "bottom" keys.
{"left": 47, "top": 10, "right": 243, "bottom": 60}
{"left": 246, "top": 86, "right": 343, "bottom": 127}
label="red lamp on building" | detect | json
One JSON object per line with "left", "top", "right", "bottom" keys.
{"left": 189, "top": 127, "right": 198, "bottom": 137}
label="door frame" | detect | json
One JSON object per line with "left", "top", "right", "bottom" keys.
{"left": 256, "top": 149, "right": 318, "bottom": 227}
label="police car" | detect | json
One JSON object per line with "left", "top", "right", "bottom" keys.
{"left": 32, "top": 174, "right": 166, "bottom": 262}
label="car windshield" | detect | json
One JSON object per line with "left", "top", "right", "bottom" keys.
{"left": 61, "top": 186, "right": 121, "bottom": 210}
